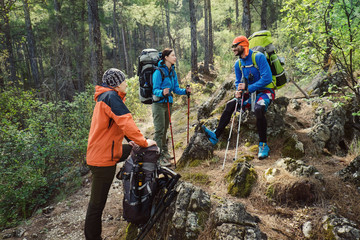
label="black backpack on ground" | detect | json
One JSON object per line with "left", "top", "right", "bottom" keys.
{"left": 117, "top": 144, "right": 160, "bottom": 225}
{"left": 137, "top": 49, "right": 166, "bottom": 104}
{"left": 117, "top": 144, "right": 181, "bottom": 240}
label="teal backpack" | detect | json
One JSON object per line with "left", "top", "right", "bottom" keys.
{"left": 246, "top": 30, "right": 288, "bottom": 89}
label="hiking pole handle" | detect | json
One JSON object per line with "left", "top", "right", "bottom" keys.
{"left": 186, "top": 84, "right": 191, "bottom": 97}
{"left": 186, "top": 84, "right": 190, "bottom": 145}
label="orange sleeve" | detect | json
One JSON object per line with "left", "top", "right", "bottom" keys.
{"left": 111, "top": 112, "right": 148, "bottom": 148}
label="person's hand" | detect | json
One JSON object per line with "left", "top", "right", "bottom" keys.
{"left": 129, "top": 141, "right": 137, "bottom": 147}
{"left": 186, "top": 87, "right": 192, "bottom": 94}
{"left": 235, "top": 91, "right": 242, "bottom": 98}
{"left": 237, "top": 83, "right": 246, "bottom": 91}
{"left": 146, "top": 139, "right": 157, "bottom": 146}
{"left": 163, "top": 88, "right": 170, "bottom": 97}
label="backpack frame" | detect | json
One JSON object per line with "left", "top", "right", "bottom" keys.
{"left": 137, "top": 49, "right": 166, "bottom": 104}
{"left": 247, "top": 30, "right": 288, "bottom": 89}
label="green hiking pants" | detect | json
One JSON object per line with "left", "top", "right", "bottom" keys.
{"left": 84, "top": 144, "right": 132, "bottom": 240}
{"left": 152, "top": 102, "right": 172, "bottom": 154}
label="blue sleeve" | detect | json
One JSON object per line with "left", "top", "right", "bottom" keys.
{"left": 152, "top": 69, "right": 164, "bottom": 97}
{"left": 234, "top": 59, "right": 243, "bottom": 90}
{"left": 248, "top": 53, "right": 273, "bottom": 93}
{"left": 172, "top": 72, "right": 186, "bottom": 95}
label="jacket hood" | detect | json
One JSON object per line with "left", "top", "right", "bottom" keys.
{"left": 94, "top": 83, "right": 126, "bottom": 101}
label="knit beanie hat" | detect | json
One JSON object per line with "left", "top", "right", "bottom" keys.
{"left": 232, "top": 36, "right": 249, "bottom": 56}
{"left": 102, "top": 68, "right": 126, "bottom": 88}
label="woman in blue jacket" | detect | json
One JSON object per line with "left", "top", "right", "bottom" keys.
{"left": 152, "top": 48, "right": 191, "bottom": 166}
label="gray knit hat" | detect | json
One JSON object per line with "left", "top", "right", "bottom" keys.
{"left": 102, "top": 68, "right": 126, "bottom": 87}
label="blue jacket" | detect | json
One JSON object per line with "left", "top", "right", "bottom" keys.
{"left": 234, "top": 49, "right": 273, "bottom": 93}
{"left": 152, "top": 60, "right": 186, "bottom": 103}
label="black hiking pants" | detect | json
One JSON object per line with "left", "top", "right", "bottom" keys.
{"left": 215, "top": 97, "right": 268, "bottom": 143}
{"left": 85, "top": 144, "right": 132, "bottom": 240}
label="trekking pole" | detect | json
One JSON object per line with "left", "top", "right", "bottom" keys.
{"left": 136, "top": 168, "right": 181, "bottom": 240}
{"left": 234, "top": 92, "right": 245, "bottom": 161}
{"left": 166, "top": 96, "right": 176, "bottom": 168}
{"left": 222, "top": 97, "right": 240, "bottom": 171}
{"left": 186, "top": 84, "right": 190, "bottom": 145}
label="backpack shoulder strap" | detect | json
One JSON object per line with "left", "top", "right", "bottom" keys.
{"left": 154, "top": 66, "right": 166, "bottom": 82}
{"left": 237, "top": 51, "right": 259, "bottom": 73}
{"left": 251, "top": 51, "right": 259, "bottom": 70}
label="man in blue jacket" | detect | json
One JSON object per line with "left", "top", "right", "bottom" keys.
{"left": 202, "top": 36, "right": 275, "bottom": 159}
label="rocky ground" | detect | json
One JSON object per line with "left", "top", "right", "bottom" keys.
{"left": 2, "top": 72, "right": 360, "bottom": 240}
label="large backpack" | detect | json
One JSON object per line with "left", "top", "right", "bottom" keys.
{"left": 117, "top": 144, "right": 160, "bottom": 225}
{"left": 247, "top": 30, "right": 288, "bottom": 89}
{"left": 137, "top": 49, "right": 165, "bottom": 104}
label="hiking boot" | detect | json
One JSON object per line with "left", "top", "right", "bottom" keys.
{"left": 159, "top": 156, "right": 172, "bottom": 167}
{"left": 258, "top": 142, "right": 270, "bottom": 160}
{"left": 202, "top": 125, "right": 218, "bottom": 145}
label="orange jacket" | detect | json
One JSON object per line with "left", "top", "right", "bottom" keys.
{"left": 86, "top": 84, "right": 148, "bottom": 167}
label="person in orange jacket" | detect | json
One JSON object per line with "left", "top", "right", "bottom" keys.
{"left": 85, "top": 68, "right": 156, "bottom": 240}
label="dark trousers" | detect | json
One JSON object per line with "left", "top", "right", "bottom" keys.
{"left": 84, "top": 144, "right": 132, "bottom": 240}
{"left": 216, "top": 98, "right": 268, "bottom": 143}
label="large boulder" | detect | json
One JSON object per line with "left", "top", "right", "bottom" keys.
{"left": 197, "top": 78, "right": 234, "bottom": 121}
{"left": 275, "top": 158, "right": 323, "bottom": 180}
{"left": 322, "top": 214, "right": 360, "bottom": 240}
{"left": 169, "top": 182, "right": 211, "bottom": 240}
{"left": 178, "top": 124, "right": 215, "bottom": 167}
{"left": 306, "top": 70, "right": 345, "bottom": 96}
{"left": 280, "top": 134, "right": 305, "bottom": 159}
{"left": 213, "top": 200, "right": 267, "bottom": 240}
{"left": 308, "top": 106, "right": 347, "bottom": 155}
{"left": 225, "top": 161, "right": 257, "bottom": 198}
{"left": 336, "top": 155, "right": 360, "bottom": 189}
{"left": 265, "top": 158, "right": 323, "bottom": 206}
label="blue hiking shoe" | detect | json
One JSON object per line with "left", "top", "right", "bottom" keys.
{"left": 202, "top": 125, "right": 218, "bottom": 145}
{"left": 258, "top": 142, "right": 270, "bottom": 160}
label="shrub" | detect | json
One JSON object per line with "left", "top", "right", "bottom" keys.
{"left": 0, "top": 86, "right": 94, "bottom": 229}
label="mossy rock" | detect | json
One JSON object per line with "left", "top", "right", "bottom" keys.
{"left": 233, "top": 154, "right": 254, "bottom": 162}
{"left": 281, "top": 136, "right": 305, "bottom": 159}
{"left": 225, "top": 162, "right": 257, "bottom": 198}
{"left": 189, "top": 159, "right": 202, "bottom": 167}
{"left": 182, "top": 172, "right": 210, "bottom": 185}
{"left": 249, "top": 144, "right": 258, "bottom": 153}
{"left": 121, "top": 223, "right": 138, "bottom": 240}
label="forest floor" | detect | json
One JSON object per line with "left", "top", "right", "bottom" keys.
{"left": 3, "top": 73, "right": 360, "bottom": 240}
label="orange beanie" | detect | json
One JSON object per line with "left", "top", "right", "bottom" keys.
{"left": 232, "top": 36, "right": 249, "bottom": 56}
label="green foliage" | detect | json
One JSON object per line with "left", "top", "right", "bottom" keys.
{"left": 125, "top": 76, "right": 150, "bottom": 120}
{"left": 0, "top": 86, "right": 95, "bottom": 229}
{"left": 280, "top": 0, "right": 360, "bottom": 109}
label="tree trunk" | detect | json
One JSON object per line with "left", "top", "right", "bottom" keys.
{"left": 76, "top": 0, "right": 86, "bottom": 91}
{"left": 165, "top": 0, "right": 172, "bottom": 48}
{"left": 242, "top": 0, "right": 251, "bottom": 37}
{"left": 113, "top": 0, "right": 121, "bottom": 69}
{"left": 53, "top": 0, "right": 63, "bottom": 101}
{"left": 22, "top": 0, "right": 40, "bottom": 88}
{"left": 323, "top": 0, "right": 335, "bottom": 71}
{"left": 208, "top": 0, "right": 214, "bottom": 65}
{"left": 1, "top": 0, "right": 17, "bottom": 86}
{"left": 235, "top": 0, "right": 239, "bottom": 27}
{"left": 261, "top": 0, "right": 267, "bottom": 30}
{"left": 87, "top": 0, "right": 103, "bottom": 85}
{"left": 189, "top": 0, "right": 198, "bottom": 82}
{"left": 204, "top": 0, "right": 209, "bottom": 73}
